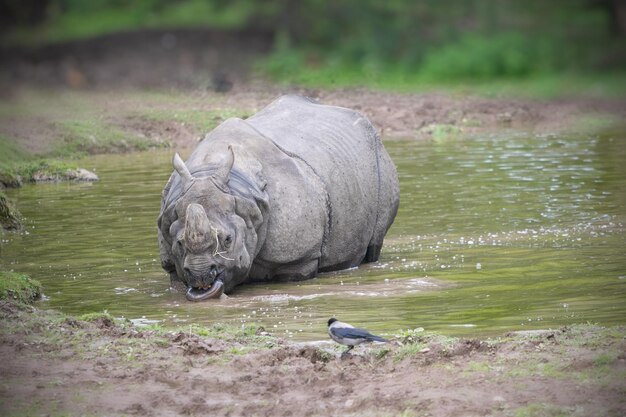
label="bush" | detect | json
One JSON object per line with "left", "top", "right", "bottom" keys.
{"left": 420, "top": 32, "right": 555, "bottom": 80}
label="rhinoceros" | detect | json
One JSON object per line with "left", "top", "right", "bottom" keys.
{"left": 157, "top": 95, "right": 399, "bottom": 301}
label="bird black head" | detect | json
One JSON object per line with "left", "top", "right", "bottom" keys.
{"left": 327, "top": 318, "right": 337, "bottom": 326}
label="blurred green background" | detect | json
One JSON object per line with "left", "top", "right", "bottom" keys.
{"left": 1, "top": 0, "right": 625, "bottom": 89}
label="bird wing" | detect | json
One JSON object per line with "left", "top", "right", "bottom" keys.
{"left": 331, "top": 326, "right": 385, "bottom": 341}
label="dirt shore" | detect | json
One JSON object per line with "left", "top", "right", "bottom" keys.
{"left": 1, "top": 300, "right": 625, "bottom": 417}
{"left": 2, "top": 85, "right": 625, "bottom": 167}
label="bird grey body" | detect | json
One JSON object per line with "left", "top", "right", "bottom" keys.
{"left": 327, "top": 318, "right": 388, "bottom": 353}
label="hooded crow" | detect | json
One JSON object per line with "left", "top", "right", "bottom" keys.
{"left": 327, "top": 318, "right": 388, "bottom": 353}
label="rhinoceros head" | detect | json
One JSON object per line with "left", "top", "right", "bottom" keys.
{"left": 166, "top": 146, "right": 266, "bottom": 300}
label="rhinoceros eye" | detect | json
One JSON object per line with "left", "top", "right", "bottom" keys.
{"left": 176, "top": 238, "right": 184, "bottom": 251}
{"left": 224, "top": 234, "right": 233, "bottom": 248}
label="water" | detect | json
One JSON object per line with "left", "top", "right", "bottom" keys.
{"left": 2, "top": 132, "right": 625, "bottom": 340}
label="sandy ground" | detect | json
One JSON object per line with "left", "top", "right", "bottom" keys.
{"left": 1, "top": 301, "right": 625, "bottom": 417}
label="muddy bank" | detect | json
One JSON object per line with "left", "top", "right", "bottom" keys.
{"left": 2, "top": 87, "right": 625, "bottom": 166}
{"left": 1, "top": 299, "right": 624, "bottom": 417}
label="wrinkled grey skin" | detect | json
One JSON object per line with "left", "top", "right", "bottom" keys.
{"left": 157, "top": 95, "right": 399, "bottom": 300}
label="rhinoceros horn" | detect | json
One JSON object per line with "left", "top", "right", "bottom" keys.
{"left": 212, "top": 145, "right": 234, "bottom": 190}
{"left": 184, "top": 203, "right": 215, "bottom": 250}
{"left": 173, "top": 153, "right": 193, "bottom": 188}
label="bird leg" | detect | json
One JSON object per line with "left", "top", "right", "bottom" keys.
{"left": 340, "top": 345, "right": 354, "bottom": 359}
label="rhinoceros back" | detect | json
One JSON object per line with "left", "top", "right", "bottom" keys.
{"left": 247, "top": 95, "right": 398, "bottom": 270}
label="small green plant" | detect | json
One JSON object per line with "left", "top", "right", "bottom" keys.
{"left": 514, "top": 403, "right": 584, "bottom": 417}
{"left": 593, "top": 353, "right": 617, "bottom": 367}
{"left": 316, "top": 348, "right": 334, "bottom": 362}
{"left": 466, "top": 361, "right": 491, "bottom": 373}
{"left": 373, "top": 347, "right": 391, "bottom": 359}
{"left": 77, "top": 311, "right": 114, "bottom": 322}
{"left": 394, "top": 342, "right": 427, "bottom": 362}
{"left": 419, "top": 123, "right": 463, "bottom": 142}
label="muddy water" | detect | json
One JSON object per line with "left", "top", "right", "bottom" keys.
{"left": 2, "top": 132, "right": 625, "bottom": 340}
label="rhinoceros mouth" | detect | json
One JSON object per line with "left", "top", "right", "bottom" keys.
{"left": 186, "top": 279, "right": 224, "bottom": 301}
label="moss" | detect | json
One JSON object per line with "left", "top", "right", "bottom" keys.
{"left": 0, "top": 270, "right": 42, "bottom": 304}
{"left": 0, "top": 191, "right": 24, "bottom": 231}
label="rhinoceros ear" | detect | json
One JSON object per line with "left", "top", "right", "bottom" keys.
{"left": 235, "top": 196, "right": 263, "bottom": 229}
{"left": 173, "top": 153, "right": 193, "bottom": 187}
{"left": 212, "top": 145, "right": 235, "bottom": 189}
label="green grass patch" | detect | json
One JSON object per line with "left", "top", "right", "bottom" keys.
{"left": 513, "top": 403, "right": 585, "bottom": 417}
{"left": 77, "top": 311, "right": 116, "bottom": 323}
{"left": 0, "top": 270, "right": 42, "bottom": 304}
{"left": 57, "top": 119, "right": 168, "bottom": 155}
{"left": 420, "top": 124, "right": 463, "bottom": 142}
{"left": 391, "top": 328, "right": 461, "bottom": 362}
{"left": 0, "top": 135, "right": 31, "bottom": 170}
{"left": 142, "top": 107, "right": 252, "bottom": 135}
{"left": 259, "top": 49, "right": 626, "bottom": 99}
{"left": 0, "top": 133, "right": 90, "bottom": 187}
{"left": 593, "top": 352, "right": 618, "bottom": 367}
{"left": 394, "top": 342, "right": 428, "bottom": 362}
{"left": 466, "top": 360, "right": 491, "bottom": 373}
{"left": 187, "top": 322, "right": 269, "bottom": 341}
{"left": 0, "top": 157, "right": 88, "bottom": 188}
{"left": 0, "top": 136, "right": 31, "bottom": 187}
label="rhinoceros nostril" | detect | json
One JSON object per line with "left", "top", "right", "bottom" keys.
{"left": 209, "top": 264, "right": 217, "bottom": 278}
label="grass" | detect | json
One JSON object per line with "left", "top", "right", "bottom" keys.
{"left": 0, "top": 90, "right": 195, "bottom": 187}
{"left": 394, "top": 342, "right": 428, "bottom": 362}
{"left": 57, "top": 118, "right": 168, "bottom": 155}
{"left": 419, "top": 123, "right": 463, "bottom": 142}
{"left": 391, "top": 328, "right": 462, "bottom": 362}
{"left": 513, "top": 403, "right": 586, "bottom": 417}
{"left": 260, "top": 51, "right": 626, "bottom": 99}
{"left": 0, "top": 270, "right": 42, "bottom": 304}
{"left": 0, "top": 89, "right": 253, "bottom": 184}
{"left": 0, "top": 270, "right": 278, "bottom": 365}
{"left": 142, "top": 107, "right": 252, "bottom": 134}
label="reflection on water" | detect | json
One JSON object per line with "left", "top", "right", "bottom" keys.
{"left": 2, "top": 132, "right": 625, "bottom": 340}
